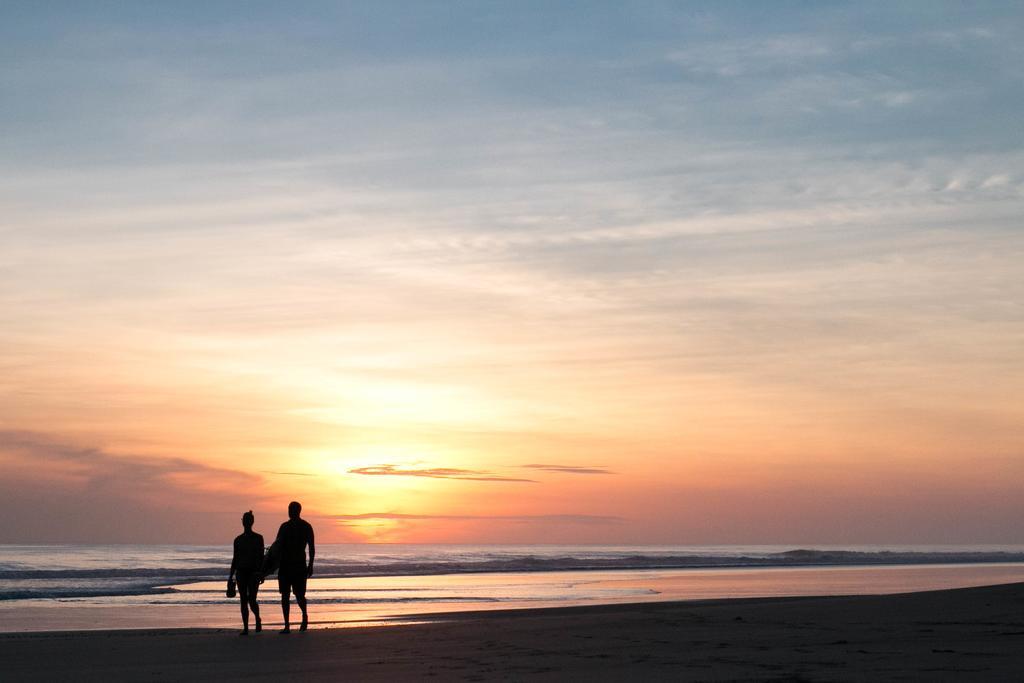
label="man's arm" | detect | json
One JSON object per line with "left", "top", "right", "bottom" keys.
{"left": 229, "top": 537, "right": 238, "bottom": 578}
{"left": 307, "top": 524, "right": 316, "bottom": 577}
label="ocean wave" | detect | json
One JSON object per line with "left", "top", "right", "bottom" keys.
{"left": 0, "top": 587, "right": 177, "bottom": 601}
{"left": 4, "top": 549, "right": 1024, "bottom": 601}
{"left": 0, "top": 568, "right": 227, "bottom": 580}
{"left": 6, "top": 549, "right": 1024, "bottom": 582}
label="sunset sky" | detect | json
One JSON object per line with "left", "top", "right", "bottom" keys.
{"left": 2, "top": 2, "right": 1022, "bottom": 545}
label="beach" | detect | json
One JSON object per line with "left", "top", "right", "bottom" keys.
{"left": 3, "top": 581, "right": 1022, "bottom": 681}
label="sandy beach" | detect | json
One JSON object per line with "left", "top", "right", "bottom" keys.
{"left": 3, "top": 581, "right": 1022, "bottom": 681}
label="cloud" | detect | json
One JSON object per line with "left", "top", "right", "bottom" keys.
{"left": 0, "top": 430, "right": 259, "bottom": 493}
{"left": 262, "top": 470, "right": 316, "bottom": 477}
{"left": 348, "top": 464, "right": 535, "bottom": 482}
{"left": 331, "top": 512, "right": 622, "bottom": 525}
{"left": 3, "top": 5, "right": 1024, "bottom": 547}
{"left": 0, "top": 431, "right": 268, "bottom": 543}
{"left": 666, "top": 35, "right": 834, "bottom": 79}
{"left": 521, "top": 463, "right": 613, "bottom": 475}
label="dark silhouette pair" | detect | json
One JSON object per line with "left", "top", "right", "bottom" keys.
{"left": 228, "top": 502, "right": 316, "bottom": 635}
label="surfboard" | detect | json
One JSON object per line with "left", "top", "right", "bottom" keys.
{"left": 261, "top": 541, "right": 281, "bottom": 577}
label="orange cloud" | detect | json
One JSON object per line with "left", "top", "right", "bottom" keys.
{"left": 348, "top": 464, "right": 536, "bottom": 483}
{"left": 521, "top": 463, "right": 614, "bottom": 475}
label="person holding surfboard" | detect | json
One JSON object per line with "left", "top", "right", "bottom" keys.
{"left": 275, "top": 501, "right": 315, "bottom": 633}
{"left": 228, "top": 510, "right": 264, "bottom": 635}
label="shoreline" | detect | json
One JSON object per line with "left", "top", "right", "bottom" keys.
{"left": 3, "top": 582, "right": 1024, "bottom": 680}
{"left": 7, "top": 561, "right": 1024, "bottom": 634}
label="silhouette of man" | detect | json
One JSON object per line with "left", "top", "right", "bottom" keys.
{"left": 276, "top": 500, "right": 315, "bottom": 633}
{"left": 229, "top": 510, "right": 264, "bottom": 635}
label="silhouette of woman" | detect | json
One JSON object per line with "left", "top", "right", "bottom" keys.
{"left": 229, "top": 510, "right": 264, "bottom": 635}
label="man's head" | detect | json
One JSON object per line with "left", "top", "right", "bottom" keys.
{"left": 241, "top": 510, "right": 254, "bottom": 530}
{"left": 288, "top": 501, "right": 302, "bottom": 520}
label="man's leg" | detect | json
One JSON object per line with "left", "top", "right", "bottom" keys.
{"left": 295, "top": 574, "right": 309, "bottom": 631}
{"left": 296, "top": 594, "right": 308, "bottom": 631}
{"left": 278, "top": 575, "right": 291, "bottom": 633}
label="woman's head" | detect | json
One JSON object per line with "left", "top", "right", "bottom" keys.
{"left": 241, "top": 510, "right": 254, "bottom": 529}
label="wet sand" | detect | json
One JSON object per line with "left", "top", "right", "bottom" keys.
{"left": 3, "top": 581, "right": 1023, "bottom": 681}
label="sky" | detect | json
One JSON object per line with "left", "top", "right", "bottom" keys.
{"left": 1, "top": 1, "right": 1023, "bottom": 545}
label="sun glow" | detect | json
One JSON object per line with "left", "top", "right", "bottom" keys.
{"left": 289, "top": 377, "right": 514, "bottom": 430}
{"left": 3, "top": 2, "right": 1023, "bottom": 547}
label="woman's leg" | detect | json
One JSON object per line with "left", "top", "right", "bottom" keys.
{"left": 249, "top": 578, "right": 261, "bottom": 631}
{"left": 238, "top": 577, "right": 251, "bottom": 634}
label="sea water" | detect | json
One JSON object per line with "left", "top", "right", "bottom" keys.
{"left": 3, "top": 544, "right": 1024, "bottom": 631}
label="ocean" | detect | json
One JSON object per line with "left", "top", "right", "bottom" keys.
{"left": 3, "top": 544, "right": 1024, "bottom": 632}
